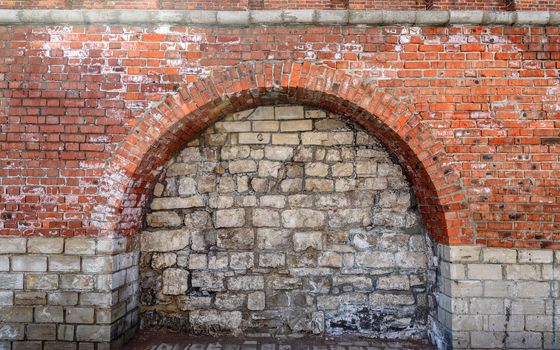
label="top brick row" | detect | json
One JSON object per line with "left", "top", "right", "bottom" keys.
{"left": 0, "top": 0, "right": 558, "bottom": 11}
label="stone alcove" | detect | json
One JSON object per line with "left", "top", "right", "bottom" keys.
{"left": 138, "top": 105, "right": 435, "bottom": 339}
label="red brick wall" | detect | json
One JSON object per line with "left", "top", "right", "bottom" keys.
{"left": 0, "top": 0, "right": 558, "bottom": 10}
{"left": 0, "top": 23, "right": 559, "bottom": 248}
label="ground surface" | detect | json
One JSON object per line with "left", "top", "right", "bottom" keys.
{"left": 124, "top": 332, "right": 436, "bottom": 350}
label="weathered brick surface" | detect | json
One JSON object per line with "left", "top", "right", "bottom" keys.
{"left": 0, "top": 22, "right": 557, "bottom": 248}
{"left": 139, "top": 106, "right": 433, "bottom": 338}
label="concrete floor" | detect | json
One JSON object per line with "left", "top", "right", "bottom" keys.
{"left": 124, "top": 332, "right": 436, "bottom": 350}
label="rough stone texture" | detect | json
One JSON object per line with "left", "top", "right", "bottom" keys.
{"left": 0, "top": 236, "right": 139, "bottom": 350}
{"left": 432, "top": 244, "right": 560, "bottom": 350}
{"left": 140, "top": 106, "right": 431, "bottom": 339}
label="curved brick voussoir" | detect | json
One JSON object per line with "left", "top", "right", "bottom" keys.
{"left": 96, "top": 61, "right": 469, "bottom": 244}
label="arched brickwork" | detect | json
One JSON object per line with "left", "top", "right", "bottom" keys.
{"left": 94, "top": 61, "right": 470, "bottom": 244}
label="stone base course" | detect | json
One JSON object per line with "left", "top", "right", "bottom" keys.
{"left": 432, "top": 245, "right": 560, "bottom": 349}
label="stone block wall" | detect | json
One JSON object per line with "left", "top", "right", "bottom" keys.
{"left": 433, "top": 245, "right": 560, "bottom": 349}
{"left": 0, "top": 236, "right": 139, "bottom": 350}
{"left": 139, "top": 105, "right": 435, "bottom": 339}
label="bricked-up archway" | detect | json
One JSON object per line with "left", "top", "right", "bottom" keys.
{"left": 95, "top": 61, "right": 469, "bottom": 244}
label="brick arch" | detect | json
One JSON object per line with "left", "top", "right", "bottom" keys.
{"left": 94, "top": 61, "right": 470, "bottom": 244}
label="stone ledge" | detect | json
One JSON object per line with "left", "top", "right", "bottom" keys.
{"left": 0, "top": 9, "right": 558, "bottom": 26}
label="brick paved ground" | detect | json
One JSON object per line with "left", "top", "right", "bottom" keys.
{"left": 124, "top": 333, "right": 436, "bottom": 350}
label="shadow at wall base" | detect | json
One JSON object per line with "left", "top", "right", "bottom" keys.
{"left": 0, "top": 236, "right": 558, "bottom": 349}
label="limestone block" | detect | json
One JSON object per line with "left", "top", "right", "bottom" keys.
{"left": 34, "top": 306, "right": 64, "bottom": 323}
{"left": 253, "top": 121, "right": 279, "bottom": 132}
{"left": 27, "top": 238, "right": 64, "bottom": 254}
{"left": 272, "top": 133, "right": 299, "bottom": 145}
{"left": 282, "top": 209, "right": 325, "bottom": 228}
{"left": 75, "top": 325, "right": 111, "bottom": 342}
{"left": 49, "top": 256, "right": 81, "bottom": 272}
{"left": 12, "top": 256, "right": 47, "bottom": 272}
{"left": 280, "top": 119, "right": 312, "bottom": 132}
{"left": 487, "top": 315, "right": 524, "bottom": 331}
{"left": 197, "top": 175, "right": 216, "bottom": 193}
{"left": 377, "top": 275, "right": 410, "bottom": 291}
{"left": 229, "top": 252, "right": 254, "bottom": 270}
{"left": 0, "top": 291, "right": 12, "bottom": 306}
{"left": 256, "top": 228, "right": 291, "bottom": 250}
{"left": 516, "top": 281, "right": 550, "bottom": 298}
{"left": 167, "top": 163, "right": 197, "bottom": 177}
{"left": 301, "top": 132, "right": 353, "bottom": 145}
{"left": 82, "top": 257, "right": 113, "bottom": 273}
{"left": 214, "top": 209, "right": 246, "bottom": 228}
{"left": 189, "top": 310, "right": 242, "bottom": 333}
{"left": 219, "top": 176, "right": 235, "bottom": 193}
{"left": 208, "top": 252, "right": 229, "bottom": 270}
{"left": 47, "top": 292, "right": 78, "bottom": 306}
{"left": 0, "top": 306, "right": 33, "bottom": 322}
{"left": 188, "top": 254, "right": 207, "bottom": 270}
{"left": 469, "top": 331, "right": 505, "bottom": 349}
{"left": 518, "top": 249, "right": 554, "bottom": 263}
{"left": 505, "top": 331, "right": 542, "bottom": 349}
{"left": 146, "top": 211, "right": 182, "bottom": 228}
{"left": 481, "top": 248, "right": 517, "bottom": 264}
{"left": 228, "top": 276, "right": 264, "bottom": 290}
{"left": 27, "top": 324, "right": 57, "bottom": 341}
{"left": 238, "top": 132, "right": 271, "bottom": 144}
{"left": 214, "top": 293, "right": 245, "bottom": 310}
{"left": 331, "top": 163, "right": 353, "bottom": 177}
{"left": 217, "top": 228, "right": 254, "bottom": 249}
{"left": 469, "top": 298, "right": 504, "bottom": 314}
{"left": 140, "top": 229, "right": 190, "bottom": 252}
{"left": 318, "top": 251, "right": 342, "bottom": 267}
{"left": 335, "top": 179, "right": 357, "bottom": 192}
{"left": 451, "top": 315, "right": 485, "bottom": 331}
{"left": 264, "top": 146, "right": 293, "bottom": 161}
{"left": 151, "top": 252, "right": 177, "bottom": 270}
{"left": 258, "top": 160, "right": 282, "bottom": 177}
{"left": 483, "top": 280, "right": 514, "bottom": 298}
{"left": 259, "top": 195, "right": 286, "bottom": 208}
{"left": 444, "top": 245, "right": 482, "bottom": 262}
{"left": 317, "top": 293, "right": 367, "bottom": 310}
{"left": 328, "top": 209, "right": 370, "bottom": 228}
{"left": 151, "top": 196, "right": 204, "bottom": 210}
{"left": 356, "top": 251, "right": 395, "bottom": 268}
{"left": 65, "top": 238, "right": 96, "bottom": 255}
{"left": 258, "top": 253, "right": 286, "bottom": 268}
{"left": 59, "top": 275, "right": 94, "bottom": 291}
{"left": 293, "top": 231, "right": 322, "bottom": 251}
{"left": 356, "top": 160, "right": 377, "bottom": 176}
{"left": 467, "top": 264, "right": 502, "bottom": 280}
{"left": 229, "top": 160, "right": 257, "bottom": 174}
{"left": 247, "top": 106, "right": 273, "bottom": 120}
{"left": 305, "top": 162, "right": 329, "bottom": 177}
{"left": 369, "top": 293, "right": 415, "bottom": 306}
{"left": 191, "top": 272, "right": 225, "bottom": 290}
{"left": 178, "top": 296, "right": 212, "bottom": 311}
{"left": 275, "top": 105, "right": 304, "bottom": 120}
{"left": 162, "top": 268, "right": 189, "bottom": 295}
{"left": 215, "top": 121, "right": 251, "bottom": 133}
{"left": 25, "top": 274, "right": 58, "bottom": 290}
{"left": 505, "top": 264, "right": 540, "bottom": 280}
{"left": 305, "top": 110, "right": 326, "bottom": 119}
{"left": 252, "top": 208, "right": 280, "bottom": 227}
{"left": 304, "top": 179, "right": 333, "bottom": 192}
{"left": 0, "top": 237, "right": 26, "bottom": 254}
{"left": 57, "top": 324, "right": 74, "bottom": 341}
{"left": 247, "top": 291, "right": 266, "bottom": 311}
{"left": 208, "top": 196, "right": 234, "bottom": 209}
